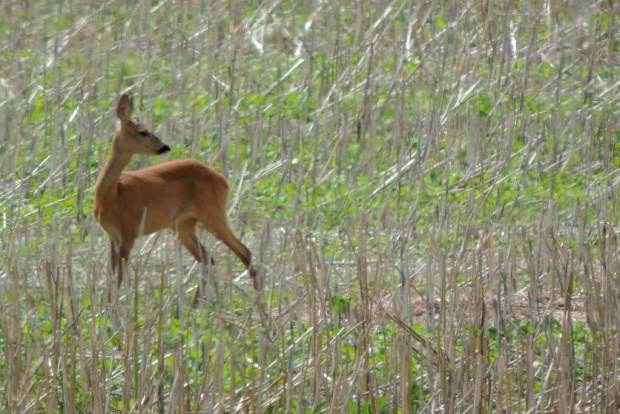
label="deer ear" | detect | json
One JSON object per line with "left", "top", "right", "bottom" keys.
{"left": 117, "top": 93, "right": 134, "bottom": 122}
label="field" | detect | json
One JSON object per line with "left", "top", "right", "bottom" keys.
{"left": 1, "top": 0, "right": 620, "bottom": 412}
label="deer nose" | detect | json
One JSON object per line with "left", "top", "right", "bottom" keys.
{"left": 158, "top": 145, "right": 170, "bottom": 154}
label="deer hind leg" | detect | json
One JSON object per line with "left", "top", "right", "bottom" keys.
{"left": 176, "top": 218, "right": 215, "bottom": 265}
{"left": 201, "top": 215, "right": 260, "bottom": 290}
{"left": 176, "top": 218, "right": 216, "bottom": 304}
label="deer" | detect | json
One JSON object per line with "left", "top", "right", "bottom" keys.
{"left": 93, "top": 93, "right": 260, "bottom": 301}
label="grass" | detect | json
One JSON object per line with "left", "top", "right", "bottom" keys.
{"left": 1, "top": 0, "right": 620, "bottom": 412}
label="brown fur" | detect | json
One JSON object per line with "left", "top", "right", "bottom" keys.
{"left": 94, "top": 94, "right": 259, "bottom": 299}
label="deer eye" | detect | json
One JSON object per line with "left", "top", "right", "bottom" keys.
{"left": 139, "top": 131, "right": 149, "bottom": 137}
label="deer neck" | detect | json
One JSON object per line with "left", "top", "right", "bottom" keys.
{"left": 94, "top": 138, "right": 132, "bottom": 207}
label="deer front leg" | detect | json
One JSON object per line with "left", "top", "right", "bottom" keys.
{"left": 110, "top": 240, "right": 121, "bottom": 282}
{"left": 116, "top": 239, "right": 134, "bottom": 287}
{"left": 108, "top": 238, "right": 134, "bottom": 303}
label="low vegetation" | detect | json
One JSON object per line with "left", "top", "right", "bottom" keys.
{"left": 1, "top": 0, "right": 619, "bottom": 412}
